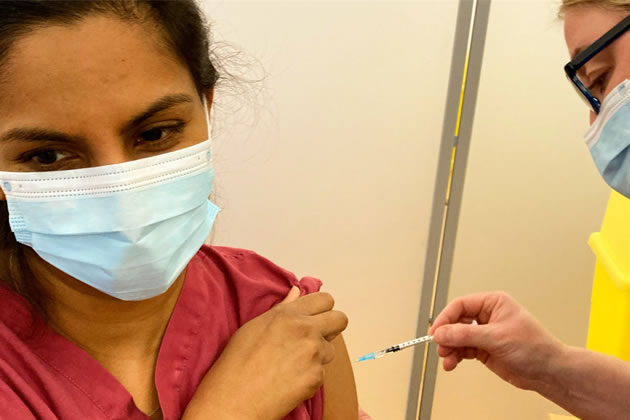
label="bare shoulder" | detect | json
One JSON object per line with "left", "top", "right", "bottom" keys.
{"left": 323, "top": 334, "right": 358, "bottom": 420}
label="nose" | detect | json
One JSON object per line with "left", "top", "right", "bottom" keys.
{"left": 90, "top": 143, "right": 135, "bottom": 167}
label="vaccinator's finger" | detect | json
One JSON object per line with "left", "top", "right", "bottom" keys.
{"left": 434, "top": 323, "right": 494, "bottom": 353}
{"left": 443, "top": 354, "right": 460, "bottom": 371}
{"left": 437, "top": 345, "right": 455, "bottom": 358}
{"left": 429, "top": 292, "right": 503, "bottom": 334}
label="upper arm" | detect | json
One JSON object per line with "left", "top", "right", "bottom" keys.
{"left": 322, "top": 334, "right": 358, "bottom": 420}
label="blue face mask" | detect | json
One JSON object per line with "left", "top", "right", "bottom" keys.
{"left": 585, "top": 79, "right": 630, "bottom": 198}
{"left": 0, "top": 105, "right": 219, "bottom": 301}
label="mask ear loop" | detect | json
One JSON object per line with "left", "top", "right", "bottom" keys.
{"left": 202, "top": 95, "right": 212, "bottom": 142}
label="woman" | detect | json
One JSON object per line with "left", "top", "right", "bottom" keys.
{"left": 431, "top": 1, "right": 630, "bottom": 419}
{"left": 0, "top": 1, "right": 358, "bottom": 419}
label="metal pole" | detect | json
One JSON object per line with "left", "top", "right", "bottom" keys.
{"left": 405, "top": 1, "right": 491, "bottom": 419}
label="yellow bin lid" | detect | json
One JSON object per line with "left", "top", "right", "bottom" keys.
{"left": 589, "top": 191, "right": 630, "bottom": 291}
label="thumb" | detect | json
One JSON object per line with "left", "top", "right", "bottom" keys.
{"left": 434, "top": 324, "right": 493, "bottom": 350}
{"left": 279, "top": 285, "right": 301, "bottom": 304}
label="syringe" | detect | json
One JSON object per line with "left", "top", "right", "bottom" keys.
{"left": 356, "top": 320, "right": 477, "bottom": 362}
{"left": 356, "top": 334, "right": 433, "bottom": 362}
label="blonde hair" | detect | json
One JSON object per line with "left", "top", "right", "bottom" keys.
{"left": 560, "top": 0, "right": 630, "bottom": 15}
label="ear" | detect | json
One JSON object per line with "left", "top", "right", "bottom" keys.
{"left": 0, "top": 190, "right": 5, "bottom": 201}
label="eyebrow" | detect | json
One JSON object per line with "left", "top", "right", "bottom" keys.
{"left": 571, "top": 46, "right": 585, "bottom": 60}
{"left": 0, "top": 128, "right": 88, "bottom": 144}
{"left": 122, "top": 93, "right": 194, "bottom": 133}
{"left": 0, "top": 93, "right": 195, "bottom": 144}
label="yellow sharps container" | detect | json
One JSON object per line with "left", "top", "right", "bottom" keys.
{"left": 587, "top": 190, "right": 630, "bottom": 360}
{"left": 546, "top": 192, "right": 630, "bottom": 420}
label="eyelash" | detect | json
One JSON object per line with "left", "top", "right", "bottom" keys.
{"left": 588, "top": 71, "right": 610, "bottom": 95}
{"left": 19, "top": 121, "right": 188, "bottom": 171}
{"left": 19, "top": 148, "right": 75, "bottom": 171}
{"left": 136, "top": 121, "right": 186, "bottom": 148}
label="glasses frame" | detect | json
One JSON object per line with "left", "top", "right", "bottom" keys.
{"left": 564, "top": 14, "right": 630, "bottom": 114}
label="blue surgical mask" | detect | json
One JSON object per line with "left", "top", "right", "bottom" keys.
{"left": 585, "top": 79, "right": 630, "bottom": 198}
{"left": 0, "top": 105, "right": 219, "bottom": 301}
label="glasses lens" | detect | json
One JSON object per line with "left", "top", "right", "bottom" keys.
{"left": 566, "top": 72, "right": 601, "bottom": 114}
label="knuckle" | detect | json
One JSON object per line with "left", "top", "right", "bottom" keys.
{"left": 319, "top": 292, "right": 335, "bottom": 308}
{"left": 273, "top": 311, "right": 309, "bottom": 335}
{"left": 311, "top": 337, "right": 329, "bottom": 361}
{"left": 294, "top": 319, "right": 313, "bottom": 339}
{"left": 313, "top": 340, "right": 332, "bottom": 362}
{"left": 336, "top": 311, "right": 349, "bottom": 329}
{"left": 324, "top": 342, "right": 336, "bottom": 364}
{"left": 452, "top": 296, "right": 465, "bottom": 305}
{"left": 494, "top": 291, "right": 512, "bottom": 301}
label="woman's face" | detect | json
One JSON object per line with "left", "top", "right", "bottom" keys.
{"left": 0, "top": 16, "right": 209, "bottom": 192}
{"left": 564, "top": 5, "right": 630, "bottom": 123}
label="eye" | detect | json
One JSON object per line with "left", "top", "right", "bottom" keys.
{"left": 140, "top": 127, "right": 167, "bottom": 142}
{"left": 24, "top": 149, "right": 72, "bottom": 166}
{"left": 137, "top": 122, "right": 185, "bottom": 145}
{"left": 588, "top": 71, "right": 611, "bottom": 98}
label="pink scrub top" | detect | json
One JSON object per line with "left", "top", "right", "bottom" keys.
{"left": 0, "top": 246, "right": 324, "bottom": 419}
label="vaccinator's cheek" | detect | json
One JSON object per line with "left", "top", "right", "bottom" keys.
{"left": 590, "top": 110, "right": 597, "bottom": 125}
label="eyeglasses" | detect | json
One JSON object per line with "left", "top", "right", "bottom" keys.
{"left": 564, "top": 14, "right": 630, "bottom": 114}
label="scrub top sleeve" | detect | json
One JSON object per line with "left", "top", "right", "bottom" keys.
{"left": 0, "top": 382, "right": 39, "bottom": 420}
{"left": 296, "top": 276, "right": 323, "bottom": 296}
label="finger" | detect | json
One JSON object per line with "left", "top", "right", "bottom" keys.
{"left": 443, "top": 353, "right": 460, "bottom": 371}
{"left": 438, "top": 343, "right": 478, "bottom": 361}
{"left": 313, "top": 310, "right": 348, "bottom": 341}
{"left": 437, "top": 345, "right": 455, "bottom": 358}
{"left": 279, "top": 286, "right": 301, "bottom": 305}
{"left": 476, "top": 349, "right": 490, "bottom": 365}
{"left": 439, "top": 346, "right": 471, "bottom": 370}
{"left": 429, "top": 292, "right": 501, "bottom": 334}
{"left": 319, "top": 340, "right": 336, "bottom": 365}
{"left": 460, "top": 347, "right": 477, "bottom": 360}
{"left": 433, "top": 323, "right": 494, "bottom": 351}
{"left": 429, "top": 317, "right": 477, "bottom": 336}
{"left": 293, "top": 292, "right": 336, "bottom": 316}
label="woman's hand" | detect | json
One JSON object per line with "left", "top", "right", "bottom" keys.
{"left": 429, "top": 291, "right": 566, "bottom": 391}
{"left": 183, "top": 286, "right": 349, "bottom": 420}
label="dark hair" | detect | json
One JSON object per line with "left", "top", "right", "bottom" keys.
{"left": 0, "top": 0, "right": 219, "bottom": 308}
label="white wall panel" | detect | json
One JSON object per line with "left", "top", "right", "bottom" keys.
{"left": 200, "top": 1, "right": 458, "bottom": 418}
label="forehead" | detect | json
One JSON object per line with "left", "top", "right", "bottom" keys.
{"left": 0, "top": 15, "right": 196, "bottom": 131}
{"left": 564, "top": 5, "right": 630, "bottom": 58}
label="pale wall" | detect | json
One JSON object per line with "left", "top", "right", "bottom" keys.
{"left": 201, "top": 1, "right": 458, "bottom": 419}
{"left": 431, "top": 1, "right": 610, "bottom": 419}
{"left": 199, "top": 1, "right": 610, "bottom": 419}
